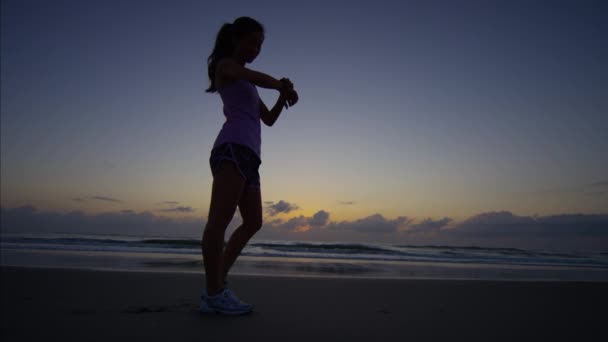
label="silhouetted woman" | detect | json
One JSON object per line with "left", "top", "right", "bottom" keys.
{"left": 199, "top": 16, "right": 299, "bottom": 315}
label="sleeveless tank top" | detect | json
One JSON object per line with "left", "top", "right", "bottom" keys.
{"left": 212, "top": 79, "right": 262, "bottom": 160}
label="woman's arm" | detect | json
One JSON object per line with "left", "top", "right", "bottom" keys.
{"left": 260, "top": 89, "right": 299, "bottom": 127}
{"left": 260, "top": 97, "right": 285, "bottom": 127}
{"left": 218, "top": 59, "right": 284, "bottom": 90}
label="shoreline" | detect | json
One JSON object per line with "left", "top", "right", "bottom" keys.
{"left": 2, "top": 265, "right": 607, "bottom": 341}
{"left": 2, "top": 263, "right": 606, "bottom": 283}
{"left": 3, "top": 247, "right": 607, "bottom": 282}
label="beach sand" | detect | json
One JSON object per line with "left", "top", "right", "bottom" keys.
{"left": 2, "top": 266, "right": 606, "bottom": 341}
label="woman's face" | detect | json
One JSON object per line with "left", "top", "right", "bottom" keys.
{"left": 235, "top": 31, "right": 264, "bottom": 63}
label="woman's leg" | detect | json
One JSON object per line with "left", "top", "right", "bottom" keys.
{"left": 202, "top": 159, "right": 245, "bottom": 296}
{"left": 220, "top": 185, "right": 262, "bottom": 280}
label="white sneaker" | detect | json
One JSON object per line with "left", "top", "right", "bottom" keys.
{"left": 224, "top": 288, "right": 253, "bottom": 310}
{"left": 200, "top": 281, "right": 253, "bottom": 309}
{"left": 199, "top": 288, "right": 252, "bottom": 315}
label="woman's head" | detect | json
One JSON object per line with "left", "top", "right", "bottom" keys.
{"left": 205, "top": 17, "right": 265, "bottom": 93}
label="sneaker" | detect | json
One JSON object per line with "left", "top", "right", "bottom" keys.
{"left": 200, "top": 281, "right": 253, "bottom": 309}
{"left": 199, "top": 288, "right": 252, "bottom": 315}
{"left": 223, "top": 288, "right": 253, "bottom": 310}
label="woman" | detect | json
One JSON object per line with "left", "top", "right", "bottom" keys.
{"left": 199, "top": 16, "right": 299, "bottom": 315}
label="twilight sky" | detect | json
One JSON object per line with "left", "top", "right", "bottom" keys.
{"left": 1, "top": 0, "right": 607, "bottom": 250}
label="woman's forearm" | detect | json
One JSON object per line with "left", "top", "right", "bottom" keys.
{"left": 250, "top": 70, "right": 283, "bottom": 90}
{"left": 267, "top": 95, "right": 286, "bottom": 125}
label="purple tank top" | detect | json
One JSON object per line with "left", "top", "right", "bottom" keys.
{"left": 212, "top": 79, "right": 262, "bottom": 160}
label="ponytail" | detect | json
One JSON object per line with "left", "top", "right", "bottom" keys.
{"left": 205, "top": 17, "right": 264, "bottom": 93}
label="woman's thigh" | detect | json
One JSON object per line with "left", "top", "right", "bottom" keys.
{"left": 238, "top": 185, "right": 262, "bottom": 230}
{"left": 207, "top": 160, "right": 246, "bottom": 229}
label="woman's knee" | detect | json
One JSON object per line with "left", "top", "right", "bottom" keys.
{"left": 205, "top": 209, "right": 237, "bottom": 232}
{"left": 243, "top": 220, "right": 263, "bottom": 234}
{"left": 206, "top": 198, "right": 239, "bottom": 232}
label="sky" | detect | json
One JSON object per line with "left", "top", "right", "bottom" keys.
{"left": 1, "top": 0, "right": 607, "bottom": 251}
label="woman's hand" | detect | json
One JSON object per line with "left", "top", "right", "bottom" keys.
{"left": 279, "top": 78, "right": 298, "bottom": 109}
{"left": 284, "top": 89, "right": 299, "bottom": 108}
{"left": 279, "top": 77, "right": 294, "bottom": 91}
{"left": 279, "top": 88, "right": 299, "bottom": 109}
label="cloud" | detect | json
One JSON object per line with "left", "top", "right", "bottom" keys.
{"left": 309, "top": 210, "right": 330, "bottom": 227}
{"left": 70, "top": 196, "right": 122, "bottom": 203}
{"left": 339, "top": 201, "right": 355, "bottom": 205}
{"left": 2, "top": 205, "right": 607, "bottom": 251}
{"left": 0, "top": 205, "right": 201, "bottom": 237}
{"left": 326, "top": 214, "right": 411, "bottom": 234}
{"left": 261, "top": 211, "right": 444, "bottom": 237}
{"left": 256, "top": 208, "right": 608, "bottom": 250}
{"left": 585, "top": 180, "right": 608, "bottom": 196}
{"left": 264, "top": 200, "right": 300, "bottom": 216}
{"left": 263, "top": 210, "right": 330, "bottom": 233}
{"left": 589, "top": 180, "right": 608, "bottom": 187}
{"left": 449, "top": 211, "right": 608, "bottom": 238}
{"left": 3, "top": 205, "right": 37, "bottom": 215}
{"left": 278, "top": 215, "right": 311, "bottom": 232}
{"left": 90, "top": 196, "right": 122, "bottom": 203}
{"left": 157, "top": 206, "right": 195, "bottom": 213}
{"left": 457, "top": 211, "right": 532, "bottom": 226}
{"left": 586, "top": 191, "right": 608, "bottom": 197}
{"left": 157, "top": 201, "right": 180, "bottom": 205}
{"left": 404, "top": 217, "right": 452, "bottom": 233}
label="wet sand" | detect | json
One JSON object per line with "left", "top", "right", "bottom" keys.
{"left": 2, "top": 266, "right": 606, "bottom": 341}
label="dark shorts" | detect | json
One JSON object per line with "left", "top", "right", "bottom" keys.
{"left": 209, "top": 142, "right": 261, "bottom": 188}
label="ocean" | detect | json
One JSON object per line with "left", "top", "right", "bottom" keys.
{"left": 1, "top": 232, "right": 607, "bottom": 281}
